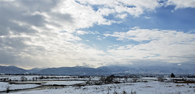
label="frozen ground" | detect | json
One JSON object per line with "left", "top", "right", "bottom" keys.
{"left": 44, "top": 81, "right": 86, "bottom": 85}
{"left": 7, "top": 81, "right": 195, "bottom": 94}
{"left": 0, "top": 82, "right": 39, "bottom": 91}
{"left": 1, "top": 75, "right": 195, "bottom": 94}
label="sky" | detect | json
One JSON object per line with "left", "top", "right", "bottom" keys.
{"left": 0, "top": 0, "right": 195, "bottom": 69}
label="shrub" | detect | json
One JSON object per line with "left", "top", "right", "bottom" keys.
{"left": 122, "top": 90, "right": 127, "bottom": 94}
{"left": 113, "top": 91, "right": 118, "bottom": 94}
{"left": 105, "top": 75, "right": 115, "bottom": 84}
{"left": 6, "top": 86, "right": 10, "bottom": 93}
{"left": 171, "top": 73, "right": 175, "bottom": 78}
{"left": 157, "top": 77, "right": 164, "bottom": 82}
{"left": 21, "top": 76, "right": 27, "bottom": 81}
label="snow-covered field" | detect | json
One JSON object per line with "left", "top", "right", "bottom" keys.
{"left": 0, "top": 75, "right": 195, "bottom": 94}
{"left": 0, "top": 82, "right": 39, "bottom": 91}
{"left": 44, "top": 81, "right": 86, "bottom": 85}
{"left": 7, "top": 81, "right": 195, "bottom": 94}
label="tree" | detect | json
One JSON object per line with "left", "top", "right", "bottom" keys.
{"left": 105, "top": 75, "right": 115, "bottom": 84}
{"left": 157, "top": 77, "right": 164, "bottom": 82}
{"left": 21, "top": 76, "right": 27, "bottom": 81}
{"left": 171, "top": 73, "right": 175, "bottom": 78}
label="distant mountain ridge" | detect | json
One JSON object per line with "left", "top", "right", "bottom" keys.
{"left": 0, "top": 65, "right": 194, "bottom": 75}
{"left": 37, "top": 66, "right": 107, "bottom": 75}
{"left": 28, "top": 68, "right": 45, "bottom": 73}
{"left": 0, "top": 65, "right": 27, "bottom": 74}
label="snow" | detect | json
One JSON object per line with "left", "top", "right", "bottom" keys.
{"left": 0, "top": 82, "right": 39, "bottom": 91}
{"left": 141, "top": 77, "right": 157, "bottom": 80}
{"left": 0, "top": 75, "right": 41, "bottom": 81}
{"left": 8, "top": 81, "right": 195, "bottom": 94}
{"left": 44, "top": 81, "right": 86, "bottom": 85}
{"left": 1, "top": 75, "right": 195, "bottom": 94}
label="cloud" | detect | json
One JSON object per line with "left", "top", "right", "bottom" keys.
{"left": 116, "top": 14, "right": 128, "bottom": 19}
{"left": 166, "top": 0, "right": 195, "bottom": 9}
{"left": 0, "top": 0, "right": 108, "bottom": 68}
{"left": 0, "top": 1, "right": 42, "bottom": 35}
{"left": 51, "top": 0, "right": 114, "bottom": 32}
{"left": 97, "top": 36, "right": 102, "bottom": 40}
{"left": 0, "top": 0, "right": 194, "bottom": 69}
{"left": 105, "top": 27, "right": 195, "bottom": 63}
{"left": 77, "top": 0, "right": 160, "bottom": 17}
{"left": 76, "top": 30, "right": 100, "bottom": 35}
{"left": 0, "top": 30, "right": 107, "bottom": 68}
{"left": 17, "top": 0, "right": 59, "bottom": 12}
{"left": 104, "top": 27, "right": 195, "bottom": 42}
{"left": 144, "top": 16, "right": 151, "bottom": 19}
{"left": 77, "top": 30, "right": 88, "bottom": 35}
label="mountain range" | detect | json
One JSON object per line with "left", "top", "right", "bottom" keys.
{"left": 0, "top": 65, "right": 194, "bottom": 75}
{"left": 0, "top": 65, "right": 28, "bottom": 74}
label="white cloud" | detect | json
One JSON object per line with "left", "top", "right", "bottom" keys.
{"left": 0, "top": 0, "right": 109, "bottom": 68}
{"left": 97, "top": 38, "right": 102, "bottom": 40}
{"left": 166, "top": 0, "right": 195, "bottom": 9}
{"left": 104, "top": 27, "right": 195, "bottom": 42}
{"left": 77, "top": 30, "right": 88, "bottom": 35}
{"left": 97, "top": 36, "right": 102, "bottom": 40}
{"left": 0, "top": 0, "right": 194, "bottom": 68}
{"left": 76, "top": 30, "right": 100, "bottom": 35}
{"left": 77, "top": 0, "right": 160, "bottom": 17}
{"left": 105, "top": 27, "right": 195, "bottom": 63}
{"left": 4, "top": 31, "right": 108, "bottom": 68}
{"left": 50, "top": 0, "right": 113, "bottom": 32}
{"left": 116, "top": 14, "right": 128, "bottom": 19}
{"left": 144, "top": 16, "right": 151, "bottom": 19}
{"left": 89, "top": 31, "right": 100, "bottom": 34}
